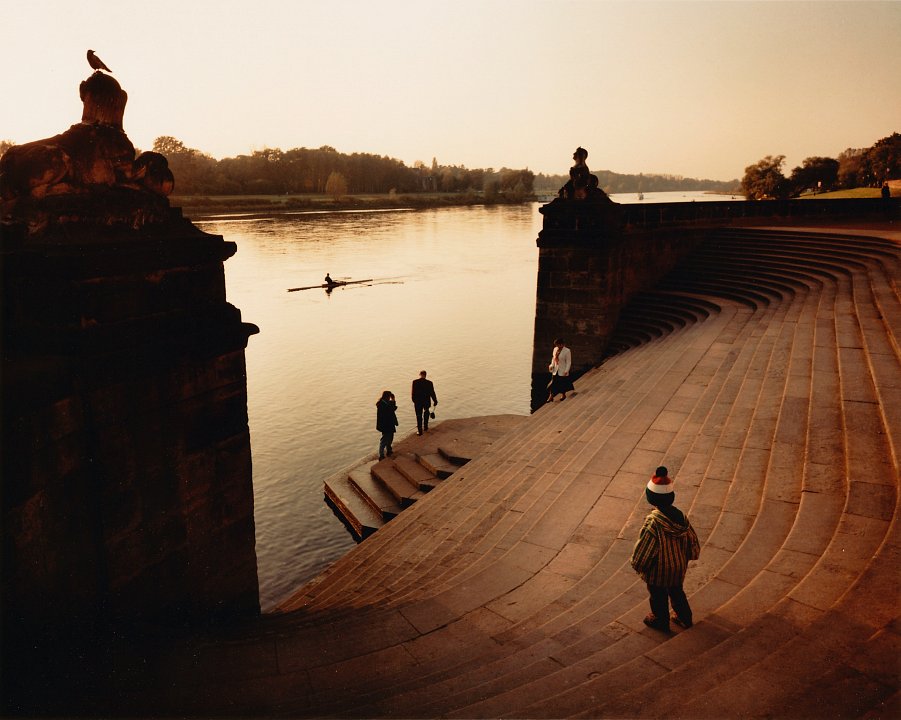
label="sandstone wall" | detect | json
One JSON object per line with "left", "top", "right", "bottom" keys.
{"left": 531, "top": 201, "right": 706, "bottom": 406}
{"left": 2, "top": 223, "right": 260, "bottom": 636}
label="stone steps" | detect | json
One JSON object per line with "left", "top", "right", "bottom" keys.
{"left": 348, "top": 463, "right": 401, "bottom": 520}
{"left": 315, "top": 290, "right": 783, "bottom": 714}
{"left": 418, "top": 234, "right": 890, "bottom": 719}
{"left": 321, "top": 418, "right": 524, "bottom": 541}
{"left": 350, "top": 229, "right": 892, "bottom": 713}
{"left": 288, "top": 416, "right": 528, "bottom": 612}
{"left": 386, "top": 275, "right": 806, "bottom": 717}
{"left": 113, "top": 226, "right": 899, "bottom": 719}
{"left": 536, "top": 235, "right": 892, "bottom": 716}
{"left": 379, "top": 315, "right": 734, "bottom": 607}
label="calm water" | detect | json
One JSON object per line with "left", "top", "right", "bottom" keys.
{"left": 197, "top": 204, "right": 542, "bottom": 610}
{"left": 610, "top": 190, "right": 740, "bottom": 203}
{"left": 196, "top": 190, "right": 735, "bottom": 610}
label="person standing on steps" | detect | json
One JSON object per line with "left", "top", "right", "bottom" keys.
{"left": 376, "top": 390, "right": 398, "bottom": 460}
{"left": 630, "top": 466, "right": 700, "bottom": 633}
{"left": 411, "top": 370, "right": 438, "bottom": 435}
{"left": 547, "top": 338, "right": 573, "bottom": 402}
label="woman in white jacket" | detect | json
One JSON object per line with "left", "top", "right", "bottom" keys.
{"left": 547, "top": 338, "right": 573, "bottom": 402}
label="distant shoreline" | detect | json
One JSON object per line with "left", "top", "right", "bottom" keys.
{"left": 172, "top": 185, "right": 894, "bottom": 217}
{"left": 172, "top": 192, "right": 535, "bottom": 216}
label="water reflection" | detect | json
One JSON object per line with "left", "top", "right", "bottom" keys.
{"left": 203, "top": 191, "right": 728, "bottom": 609}
{"left": 205, "top": 204, "right": 541, "bottom": 609}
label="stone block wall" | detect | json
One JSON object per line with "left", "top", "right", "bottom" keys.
{"left": 2, "top": 222, "right": 260, "bottom": 638}
{"left": 531, "top": 200, "right": 706, "bottom": 406}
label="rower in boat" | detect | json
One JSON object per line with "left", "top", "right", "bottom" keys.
{"left": 287, "top": 276, "right": 375, "bottom": 292}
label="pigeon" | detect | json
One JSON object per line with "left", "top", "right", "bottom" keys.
{"left": 87, "top": 50, "right": 112, "bottom": 73}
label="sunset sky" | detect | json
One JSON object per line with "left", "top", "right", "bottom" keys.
{"left": 2, "top": 0, "right": 899, "bottom": 181}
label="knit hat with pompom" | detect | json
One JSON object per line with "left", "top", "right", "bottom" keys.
{"left": 645, "top": 466, "right": 674, "bottom": 507}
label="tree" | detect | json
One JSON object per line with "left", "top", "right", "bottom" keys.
{"left": 135, "top": 136, "right": 537, "bottom": 198}
{"left": 836, "top": 133, "right": 901, "bottom": 188}
{"left": 152, "top": 136, "right": 191, "bottom": 156}
{"left": 499, "top": 168, "right": 535, "bottom": 195}
{"left": 868, "top": 132, "right": 901, "bottom": 184}
{"left": 0, "top": 139, "right": 15, "bottom": 158}
{"left": 439, "top": 168, "right": 458, "bottom": 192}
{"left": 151, "top": 136, "right": 218, "bottom": 195}
{"left": 789, "top": 156, "right": 839, "bottom": 196}
{"left": 741, "top": 155, "right": 789, "bottom": 200}
{"left": 325, "top": 171, "right": 348, "bottom": 200}
{"left": 837, "top": 148, "right": 866, "bottom": 189}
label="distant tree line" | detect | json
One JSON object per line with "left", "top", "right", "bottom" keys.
{"left": 741, "top": 132, "right": 900, "bottom": 200}
{"left": 534, "top": 169, "right": 740, "bottom": 195}
{"left": 143, "top": 138, "right": 535, "bottom": 199}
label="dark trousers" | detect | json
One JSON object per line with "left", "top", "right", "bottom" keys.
{"left": 647, "top": 583, "right": 692, "bottom": 626}
{"left": 379, "top": 432, "right": 394, "bottom": 459}
{"left": 414, "top": 403, "right": 431, "bottom": 432}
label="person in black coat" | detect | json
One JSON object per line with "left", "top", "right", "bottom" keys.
{"left": 411, "top": 371, "right": 438, "bottom": 435}
{"left": 376, "top": 391, "right": 398, "bottom": 460}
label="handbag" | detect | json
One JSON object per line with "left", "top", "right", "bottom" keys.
{"left": 429, "top": 407, "right": 436, "bottom": 420}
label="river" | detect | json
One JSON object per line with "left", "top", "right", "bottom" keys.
{"left": 195, "top": 190, "right": 736, "bottom": 610}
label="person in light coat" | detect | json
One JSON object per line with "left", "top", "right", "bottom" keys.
{"left": 547, "top": 338, "right": 573, "bottom": 402}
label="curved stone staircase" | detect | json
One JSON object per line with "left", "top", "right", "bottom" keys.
{"left": 100, "top": 227, "right": 899, "bottom": 718}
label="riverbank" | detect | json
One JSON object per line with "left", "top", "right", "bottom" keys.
{"left": 172, "top": 191, "right": 535, "bottom": 216}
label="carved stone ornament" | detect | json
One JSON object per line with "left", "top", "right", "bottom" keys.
{"left": 0, "top": 71, "right": 179, "bottom": 238}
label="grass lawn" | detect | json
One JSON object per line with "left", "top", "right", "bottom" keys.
{"left": 798, "top": 187, "right": 889, "bottom": 200}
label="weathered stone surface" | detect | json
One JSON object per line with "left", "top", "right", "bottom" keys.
{"left": 2, "top": 69, "right": 260, "bottom": 671}
{"left": 531, "top": 204, "right": 707, "bottom": 407}
{"left": 0, "top": 72, "right": 176, "bottom": 237}
{"left": 2, "top": 228, "right": 261, "bottom": 631}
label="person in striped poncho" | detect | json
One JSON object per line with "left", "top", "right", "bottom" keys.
{"left": 630, "top": 466, "right": 701, "bottom": 632}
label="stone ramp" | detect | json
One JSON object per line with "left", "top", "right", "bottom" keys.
{"left": 40, "top": 226, "right": 901, "bottom": 718}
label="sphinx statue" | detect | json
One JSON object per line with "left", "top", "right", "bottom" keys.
{"left": 0, "top": 71, "right": 180, "bottom": 238}
{"left": 557, "top": 146, "right": 613, "bottom": 204}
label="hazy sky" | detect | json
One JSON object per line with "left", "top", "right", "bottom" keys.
{"left": 2, "top": 0, "right": 899, "bottom": 180}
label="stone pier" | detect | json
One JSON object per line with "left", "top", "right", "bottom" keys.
{"left": 531, "top": 199, "right": 705, "bottom": 407}
{"left": 1, "top": 70, "right": 261, "bottom": 694}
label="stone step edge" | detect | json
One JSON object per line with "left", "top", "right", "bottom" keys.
{"left": 320, "top": 416, "right": 527, "bottom": 550}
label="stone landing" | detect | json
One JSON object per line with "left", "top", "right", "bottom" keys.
{"left": 323, "top": 415, "right": 530, "bottom": 541}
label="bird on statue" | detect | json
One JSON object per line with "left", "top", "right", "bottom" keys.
{"left": 86, "top": 49, "right": 112, "bottom": 73}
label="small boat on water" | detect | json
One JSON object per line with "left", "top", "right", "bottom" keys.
{"left": 287, "top": 278, "right": 373, "bottom": 292}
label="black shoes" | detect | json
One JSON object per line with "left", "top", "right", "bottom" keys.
{"left": 643, "top": 614, "right": 671, "bottom": 633}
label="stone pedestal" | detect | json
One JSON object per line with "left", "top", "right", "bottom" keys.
{"left": 531, "top": 199, "right": 704, "bottom": 409}
{"left": 2, "top": 214, "right": 261, "bottom": 636}
{"left": 1, "top": 66, "right": 262, "bottom": 715}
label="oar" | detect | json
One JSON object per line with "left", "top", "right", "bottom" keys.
{"left": 287, "top": 278, "right": 374, "bottom": 292}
